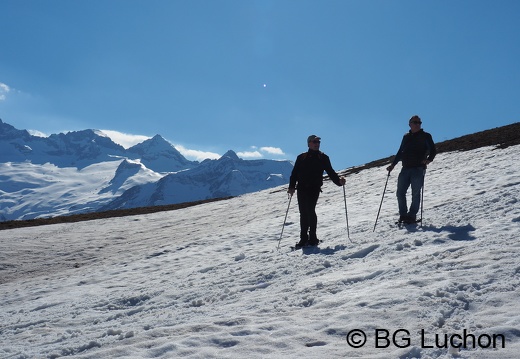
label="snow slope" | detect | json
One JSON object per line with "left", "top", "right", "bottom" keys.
{"left": 0, "top": 160, "right": 163, "bottom": 221}
{"left": 1, "top": 144, "right": 519, "bottom": 359}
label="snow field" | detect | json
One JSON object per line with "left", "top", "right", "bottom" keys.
{"left": 1, "top": 145, "right": 519, "bottom": 358}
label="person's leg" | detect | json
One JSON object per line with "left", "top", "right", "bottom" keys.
{"left": 408, "top": 167, "right": 425, "bottom": 219}
{"left": 297, "top": 190, "right": 310, "bottom": 245}
{"left": 307, "top": 190, "right": 321, "bottom": 244}
{"left": 396, "top": 168, "right": 411, "bottom": 219}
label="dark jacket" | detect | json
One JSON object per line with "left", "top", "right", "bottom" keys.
{"left": 392, "top": 129, "right": 436, "bottom": 168}
{"left": 289, "top": 149, "right": 342, "bottom": 191}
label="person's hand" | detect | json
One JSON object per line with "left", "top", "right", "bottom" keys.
{"left": 287, "top": 188, "right": 295, "bottom": 196}
{"left": 340, "top": 177, "right": 346, "bottom": 186}
{"left": 386, "top": 164, "right": 395, "bottom": 172}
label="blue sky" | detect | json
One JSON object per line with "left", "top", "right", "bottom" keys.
{"left": 1, "top": 0, "right": 519, "bottom": 169}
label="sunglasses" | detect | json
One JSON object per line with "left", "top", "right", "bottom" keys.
{"left": 311, "top": 140, "right": 321, "bottom": 144}
{"left": 410, "top": 121, "right": 422, "bottom": 125}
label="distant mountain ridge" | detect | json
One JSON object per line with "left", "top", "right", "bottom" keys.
{"left": 0, "top": 119, "right": 197, "bottom": 172}
{"left": 100, "top": 150, "right": 291, "bottom": 211}
{"left": 0, "top": 119, "right": 293, "bottom": 221}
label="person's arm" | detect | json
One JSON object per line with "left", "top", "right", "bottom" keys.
{"left": 387, "top": 136, "right": 405, "bottom": 172}
{"left": 288, "top": 155, "right": 301, "bottom": 194}
{"left": 425, "top": 133, "right": 436, "bottom": 163}
{"left": 323, "top": 155, "right": 345, "bottom": 186}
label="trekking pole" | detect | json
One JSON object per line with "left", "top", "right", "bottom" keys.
{"left": 343, "top": 184, "right": 352, "bottom": 242}
{"left": 420, "top": 169, "right": 426, "bottom": 227}
{"left": 373, "top": 172, "right": 391, "bottom": 232}
{"left": 276, "top": 193, "right": 292, "bottom": 250}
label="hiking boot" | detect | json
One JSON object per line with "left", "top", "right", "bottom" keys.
{"left": 398, "top": 215, "right": 417, "bottom": 224}
{"left": 405, "top": 215, "right": 417, "bottom": 224}
{"left": 294, "top": 240, "right": 308, "bottom": 249}
{"left": 398, "top": 214, "right": 416, "bottom": 224}
{"left": 295, "top": 234, "right": 308, "bottom": 249}
{"left": 308, "top": 234, "right": 319, "bottom": 246}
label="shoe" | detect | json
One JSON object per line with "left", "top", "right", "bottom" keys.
{"left": 398, "top": 215, "right": 416, "bottom": 224}
{"left": 295, "top": 239, "right": 308, "bottom": 249}
{"left": 308, "top": 234, "right": 319, "bottom": 246}
{"left": 400, "top": 215, "right": 420, "bottom": 224}
{"left": 406, "top": 214, "right": 418, "bottom": 223}
{"left": 405, "top": 215, "right": 416, "bottom": 224}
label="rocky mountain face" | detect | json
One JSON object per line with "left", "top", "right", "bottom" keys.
{"left": 126, "top": 135, "right": 196, "bottom": 173}
{"left": 100, "top": 150, "right": 292, "bottom": 211}
{"left": 0, "top": 119, "right": 293, "bottom": 221}
{"left": 0, "top": 119, "right": 196, "bottom": 171}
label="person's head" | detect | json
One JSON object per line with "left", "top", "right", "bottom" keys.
{"left": 307, "top": 135, "right": 321, "bottom": 150}
{"left": 409, "top": 115, "right": 422, "bottom": 133}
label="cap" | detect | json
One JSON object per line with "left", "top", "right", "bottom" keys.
{"left": 307, "top": 135, "right": 321, "bottom": 143}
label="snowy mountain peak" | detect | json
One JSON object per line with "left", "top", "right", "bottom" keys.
{"left": 126, "top": 134, "right": 197, "bottom": 173}
{"left": 93, "top": 129, "right": 109, "bottom": 138}
{"left": 0, "top": 118, "right": 31, "bottom": 140}
{"left": 116, "top": 158, "right": 144, "bottom": 171}
{"left": 128, "top": 134, "right": 173, "bottom": 154}
{"left": 221, "top": 149, "right": 240, "bottom": 161}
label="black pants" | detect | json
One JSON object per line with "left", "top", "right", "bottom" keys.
{"left": 297, "top": 188, "right": 320, "bottom": 241}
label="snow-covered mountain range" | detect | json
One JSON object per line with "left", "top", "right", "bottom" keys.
{"left": 0, "top": 119, "right": 293, "bottom": 221}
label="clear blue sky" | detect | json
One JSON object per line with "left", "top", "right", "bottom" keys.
{"left": 1, "top": 0, "right": 519, "bottom": 169}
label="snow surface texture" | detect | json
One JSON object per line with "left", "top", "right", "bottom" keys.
{"left": 0, "top": 160, "right": 163, "bottom": 221}
{"left": 1, "top": 144, "right": 519, "bottom": 359}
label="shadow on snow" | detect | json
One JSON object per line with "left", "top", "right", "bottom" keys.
{"left": 301, "top": 244, "right": 349, "bottom": 255}
{"left": 420, "top": 223, "right": 477, "bottom": 241}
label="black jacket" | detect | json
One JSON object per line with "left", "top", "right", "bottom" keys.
{"left": 289, "top": 150, "right": 342, "bottom": 191}
{"left": 392, "top": 129, "right": 436, "bottom": 168}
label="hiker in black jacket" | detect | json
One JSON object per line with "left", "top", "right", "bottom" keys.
{"left": 288, "top": 135, "right": 345, "bottom": 248}
{"left": 387, "top": 115, "right": 436, "bottom": 224}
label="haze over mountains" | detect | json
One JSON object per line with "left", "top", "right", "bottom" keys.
{"left": 0, "top": 119, "right": 293, "bottom": 221}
